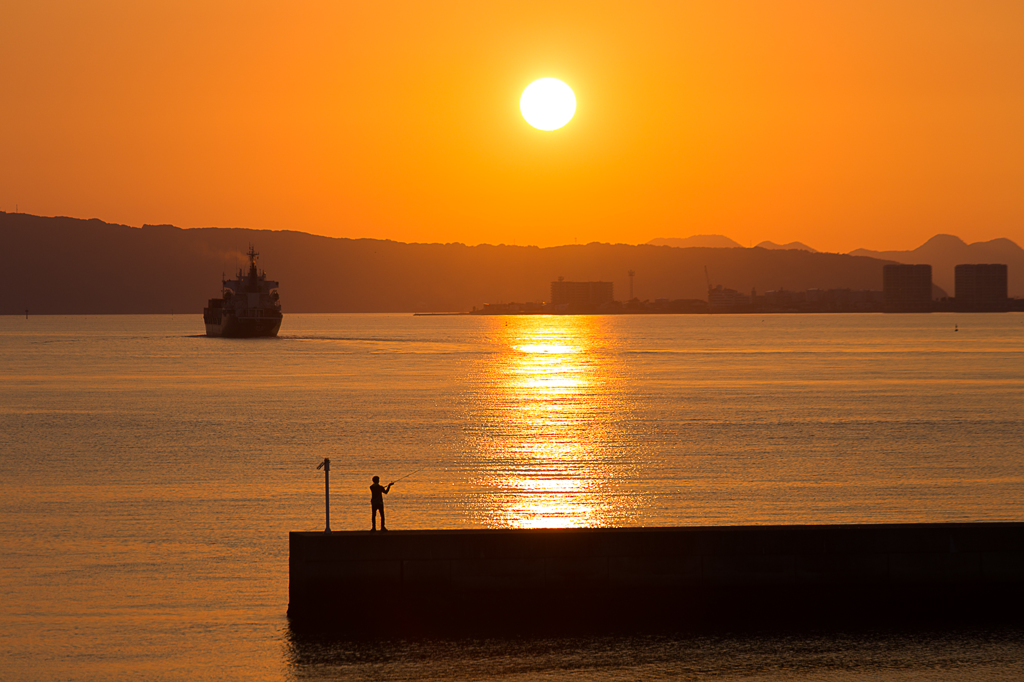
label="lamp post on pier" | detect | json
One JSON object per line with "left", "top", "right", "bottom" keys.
{"left": 316, "top": 457, "right": 331, "bottom": 533}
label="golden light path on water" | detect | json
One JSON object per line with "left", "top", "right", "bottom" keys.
{"left": 468, "top": 316, "right": 645, "bottom": 529}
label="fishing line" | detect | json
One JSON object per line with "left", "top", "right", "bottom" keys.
{"left": 391, "top": 464, "right": 431, "bottom": 484}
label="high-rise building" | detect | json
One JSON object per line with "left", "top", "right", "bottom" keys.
{"left": 955, "top": 264, "right": 1009, "bottom": 312}
{"left": 708, "top": 285, "right": 751, "bottom": 312}
{"left": 882, "top": 264, "right": 932, "bottom": 312}
{"left": 550, "top": 280, "right": 614, "bottom": 310}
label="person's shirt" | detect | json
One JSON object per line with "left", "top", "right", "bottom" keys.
{"left": 370, "top": 483, "right": 388, "bottom": 505}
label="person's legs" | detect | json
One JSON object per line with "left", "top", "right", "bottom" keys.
{"left": 380, "top": 506, "right": 387, "bottom": 531}
{"left": 371, "top": 506, "right": 379, "bottom": 531}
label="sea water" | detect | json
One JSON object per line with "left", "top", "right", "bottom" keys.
{"left": 1, "top": 313, "right": 1022, "bottom": 680}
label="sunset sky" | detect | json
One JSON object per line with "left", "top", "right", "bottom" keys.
{"left": 3, "top": 1, "right": 1023, "bottom": 252}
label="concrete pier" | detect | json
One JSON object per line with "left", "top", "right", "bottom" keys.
{"left": 289, "top": 523, "right": 1024, "bottom": 633}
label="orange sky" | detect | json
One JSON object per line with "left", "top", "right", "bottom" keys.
{"left": 3, "top": 1, "right": 1023, "bottom": 252}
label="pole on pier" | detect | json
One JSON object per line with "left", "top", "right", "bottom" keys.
{"left": 316, "top": 457, "right": 331, "bottom": 533}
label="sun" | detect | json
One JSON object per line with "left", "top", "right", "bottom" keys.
{"left": 520, "top": 78, "right": 576, "bottom": 131}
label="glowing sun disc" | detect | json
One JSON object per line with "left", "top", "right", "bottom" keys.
{"left": 520, "top": 78, "right": 576, "bottom": 131}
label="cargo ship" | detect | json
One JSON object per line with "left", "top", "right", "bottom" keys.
{"left": 203, "top": 246, "right": 283, "bottom": 337}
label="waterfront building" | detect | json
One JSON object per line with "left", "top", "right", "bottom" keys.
{"left": 707, "top": 285, "right": 751, "bottom": 312}
{"left": 954, "top": 264, "right": 1009, "bottom": 312}
{"left": 883, "top": 264, "right": 933, "bottom": 312}
{"left": 550, "top": 280, "right": 614, "bottom": 311}
{"left": 763, "top": 288, "right": 802, "bottom": 311}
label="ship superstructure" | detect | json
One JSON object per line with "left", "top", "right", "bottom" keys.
{"left": 203, "top": 246, "right": 283, "bottom": 337}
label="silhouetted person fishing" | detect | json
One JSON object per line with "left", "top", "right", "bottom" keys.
{"left": 370, "top": 476, "right": 393, "bottom": 531}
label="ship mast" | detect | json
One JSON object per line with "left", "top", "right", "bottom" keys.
{"left": 246, "top": 244, "right": 260, "bottom": 291}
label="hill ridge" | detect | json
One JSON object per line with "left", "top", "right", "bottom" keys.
{"left": 8, "top": 212, "right": 1024, "bottom": 313}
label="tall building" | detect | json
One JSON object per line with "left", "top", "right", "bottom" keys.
{"left": 955, "top": 264, "right": 1009, "bottom": 312}
{"left": 708, "top": 285, "right": 751, "bottom": 312}
{"left": 882, "top": 264, "right": 932, "bottom": 312}
{"left": 550, "top": 280, "right": 614, "bottom": 310}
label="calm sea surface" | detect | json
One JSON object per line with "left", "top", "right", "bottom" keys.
{"left": 1, "top": 313, "right": 1023, "bottom": 679}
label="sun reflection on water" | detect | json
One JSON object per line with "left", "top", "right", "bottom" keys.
{"left": 467, "top": 316, "right": 645, "bottom": 528}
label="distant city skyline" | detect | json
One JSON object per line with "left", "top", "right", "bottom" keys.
{"left": 5, "top": 211, "right": 1023, "bottom": 315}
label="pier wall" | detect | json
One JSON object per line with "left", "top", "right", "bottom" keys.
{"left": 289, "top": 523, "right": 1024, "bottom": 633}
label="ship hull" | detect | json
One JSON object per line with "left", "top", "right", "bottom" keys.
{"left": 205, "top": 316, "right": 282, "bottom": 338}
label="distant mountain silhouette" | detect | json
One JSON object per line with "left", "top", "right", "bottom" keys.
{"left": 2, "top": 211, "right": 927, "bottom": 314}
{"left": 755, "top": 240, "right": 818, "bottom": 253}
{"left": 647, "top": 235, "right": 743, "bottom": 248}
{"left": 850, "top": 234, "right": 1024, "bottom": 297}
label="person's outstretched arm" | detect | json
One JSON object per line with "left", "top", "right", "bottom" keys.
{"left": 385, "top": 483, "right": 393, "bottom": 493}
